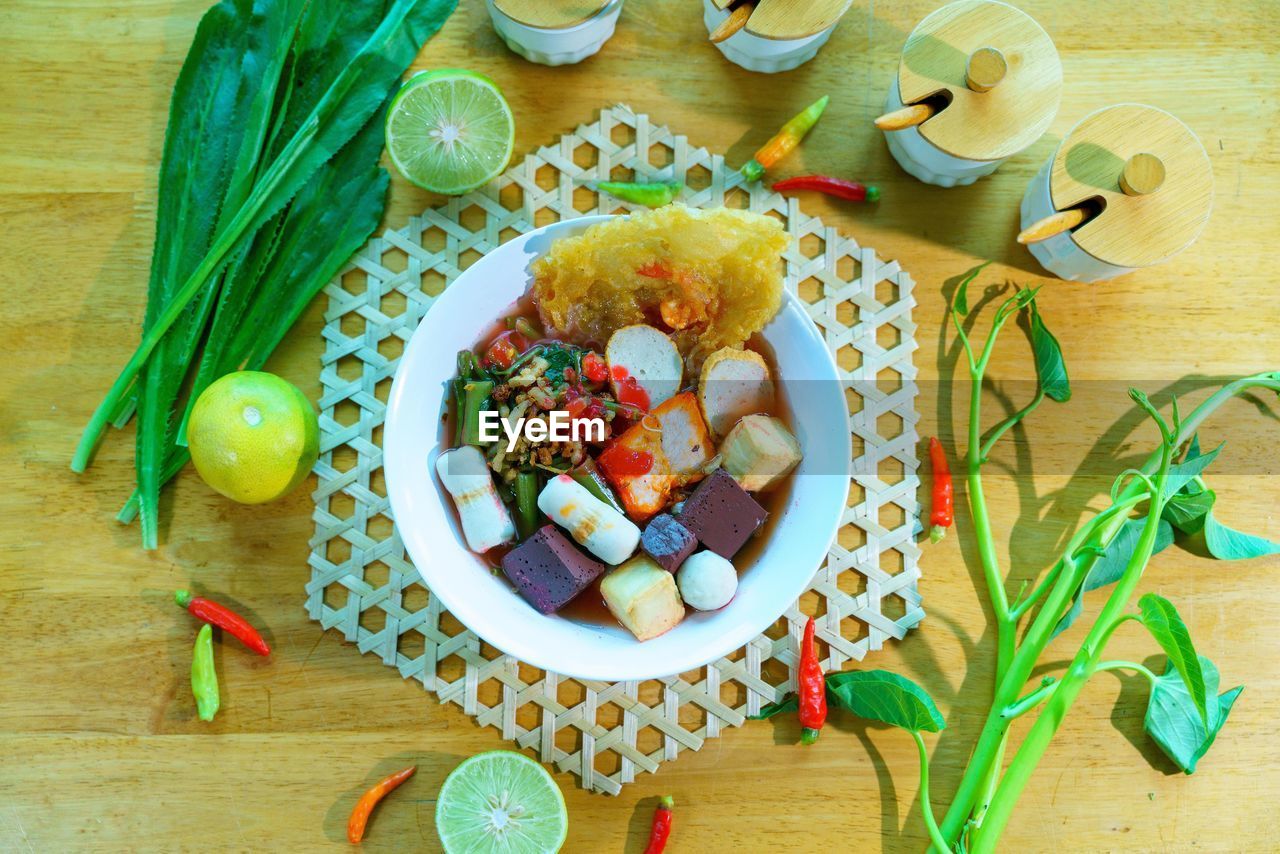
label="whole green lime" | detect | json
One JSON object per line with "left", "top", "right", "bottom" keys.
{"left": 187, "top": 371, "right": 319, "bottom": 504}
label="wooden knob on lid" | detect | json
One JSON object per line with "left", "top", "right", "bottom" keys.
{"left": 1119, "top": 153, "right": 1166, "bottom": 196}
{"left": 1049, "top": 105, "right": 1212, "bottom": 269}
{"left": 965, "top": 47, "right": 1007, "bottom": 92}
{"left": 494, "top": 0, "right": 612, "bottom": 29}
{"left": 897, "top": 0, "right": 1062, "bottom": 162}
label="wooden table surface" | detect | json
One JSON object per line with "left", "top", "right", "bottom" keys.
{"left": 3, "top": 1, "right": 1279, "bottom": 850}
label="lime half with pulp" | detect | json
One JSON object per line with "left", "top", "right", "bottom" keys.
{"left": 435, "top": 751, "right": 568, "bottom": 853}
{"left": 386, "top": 69, "right": 515, "bottom": 195}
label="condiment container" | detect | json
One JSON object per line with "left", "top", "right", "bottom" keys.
{"left": 702, "top": 0, "right": 852, "bottom": 74}
{"left": 881, "top": 0, "right": 1061, "bottom": 187}
{"left": 1020, "top": 104, "right": 1213, "bottom": 282}
{"left": 487, "top": 0, "right": 623, "bottom": 67}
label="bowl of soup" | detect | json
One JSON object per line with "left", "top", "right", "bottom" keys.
{"left": 384, "top": 208, "right": 850, "bottom": 680}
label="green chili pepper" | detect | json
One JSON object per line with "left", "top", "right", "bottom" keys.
{"left": 594, "top": 181, "right": 683, "bottom": 208}
{"left": 570, "top": 461, "right": 626, "bottom": 515}
{"left": 741, "top": 95, "right": 829, "bottom": 183}
{"left": 191, "top": 624, "right": 219, "bottom": 722}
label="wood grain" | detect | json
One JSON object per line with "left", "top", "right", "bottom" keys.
{"left": 744, "top": 0, "right": 853, "bottom": 41}
{"left": 2, "top": 0, "right": 1279, "bottom": 851}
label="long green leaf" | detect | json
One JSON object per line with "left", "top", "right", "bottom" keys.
{"left": 1144, "top": 656, "right": 1242, "bottom": 774}
{"left": 72, "top": 0, "right": 458, "bottom": 475}
{"left": 1029, "top": 301, "right": 1070, "bottom": 402}
{"left": 1052, "top": 518, "right": 1174, "bottom": 638}
{"left": 1138, "top": 593, "right": 1208, "bottom": 724}
{"left": 825, "top": 670, "right": 945, "bottom": 733}
{"left": 174, "top": 0, "right": 408, "bottom": 446}
{"left": 122, "top": 103, "right": 394, "bottom": 521}
{"left": 132, "top": 0, "right": 302, "bottom": 546}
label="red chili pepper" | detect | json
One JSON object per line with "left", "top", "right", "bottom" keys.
{"left": 643, "top": 795, "right": 675, "bottom": 854}
{"left": 347, "top": 765, "right": 416, "bottom": 844}
{"left": 175, "top": 590, "right": 270, "bottom": 656}
{"left": 581, "top": 351, "right": 608, "bottom": 383}
{"left": 772, "top": 175, "right": 880, "bottom": 203}
{"left": 798, "top": 616, "right": 827, "bottom": 745}
{"left": 929, "top": 436, "right": 954, "bottom": 543}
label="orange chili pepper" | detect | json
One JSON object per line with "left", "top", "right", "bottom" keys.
{"left": 741, "top": 95, "right": 829, "bottom": 182}
{"left": 347, "top": 765, "right": 416, "bottom": 844}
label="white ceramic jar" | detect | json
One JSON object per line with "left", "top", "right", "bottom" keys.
{"left": 701, "top": 0, "right": 838, "bottom": 73}
{"left": 487, "top": 0, "right": 623, "bottom": 67}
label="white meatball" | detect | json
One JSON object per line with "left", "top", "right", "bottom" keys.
{"left": 676, "top": 551, "right": 738, "bottom": 611}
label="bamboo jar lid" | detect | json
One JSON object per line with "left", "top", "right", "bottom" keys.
{"left": 494, "top": 0, "right": 612, "bottom": 29}
{"left": 1050, "top": 104, "right": 1213, "bottom": 269}
{"left": 710, "top": 0, "right": 852, "bottom": 40}
{"left": 897, "top": 0, "right": 1062, "bottom": 162}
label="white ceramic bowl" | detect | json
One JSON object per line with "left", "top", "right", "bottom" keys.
{"left": 384, "top": 216, "right": 850, "bottom": 680}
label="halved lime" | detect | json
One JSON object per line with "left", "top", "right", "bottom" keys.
{"left": 434, "top": 751, "right": 568, "bottom": 853}
{"left": 386, "top": 69, "right": 515, "bottom": 195}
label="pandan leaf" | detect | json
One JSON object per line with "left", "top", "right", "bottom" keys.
{"left": 1052, "top": 518, "right": 1174, "bottom": 638}
{"left": 748, "top": 695, "right": 798, "bottom": 720}
{"left": 72, "top": 0, "right": 458, "bottom": 480}
{"left": 953, "top": 261, "right": 989, "bottom": 316}
{"left": 1144, "top": 656, "right": 1242, "bottom": 774}
{"left": 1029, "top": 302, "right": 1070, "bottom": 402}
{"left": 825, "top": 670, "right": 945, "bottom": 733}
{"left": 1138, "top": 593, "right": 1208, "bottom": 723}
{"left": 133, "top": 0, "right": 304, "bottom": 547}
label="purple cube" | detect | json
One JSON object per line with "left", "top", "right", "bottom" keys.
{"left": 501, "top": 525, "right": 606, "bottom": 614}
{"left": 677, "top": 469, "right": 767, "bottom": 559}
{"left": 641, "top": 514, "right": 698, "bottom": 572}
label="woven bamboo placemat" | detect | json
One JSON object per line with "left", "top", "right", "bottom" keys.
{"left": 304, "top": 105, "right": 923, "bottom": 795}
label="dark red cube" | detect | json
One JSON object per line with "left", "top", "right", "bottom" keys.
{"left": 641, "top": 514, "right": 698, "bottom": 572}
{"left": 501, "top": 525, "right": 606, "bottom": 614}
{"left": 677, "top": 469, "right": 768, "bottom": 559}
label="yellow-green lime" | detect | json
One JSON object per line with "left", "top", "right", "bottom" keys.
{"left": 187, "top": 371, "right": 319, "bottom": 505}
{"left": 435, "top": 751, "right": 568, "bottom": 853}
{"left": 385, "top": 69, "right": 515, "bottom": 195}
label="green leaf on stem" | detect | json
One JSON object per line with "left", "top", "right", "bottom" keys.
{"left": 1138, "top": 593, "right": 1209, "bottom": 723}
{"left": 953, "top": 261, "right": 989, "bottom": 316}
{"left": 1052, "top": 518, "right": 1174, "bottom": 638}
{"left": 748, "top": 695, "right": 798, "bottom": 720}
{"left": 825, "top": 670, "right": 945, "bottom": 733}
{"left": 1144, "top": 656, "right": 1243, "bottom": 774}
{"left": 1162, "top": 482, "right": 1215, "bottom": 533}
{"left": 1202, "top": 514, "right": 1280, "bottom": 559}
{"left": 1162, "top": 441, "right": 1222, "bottom": 498}
{"left": 1029, "top": 302, "right": 1070, "bottom": 402}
